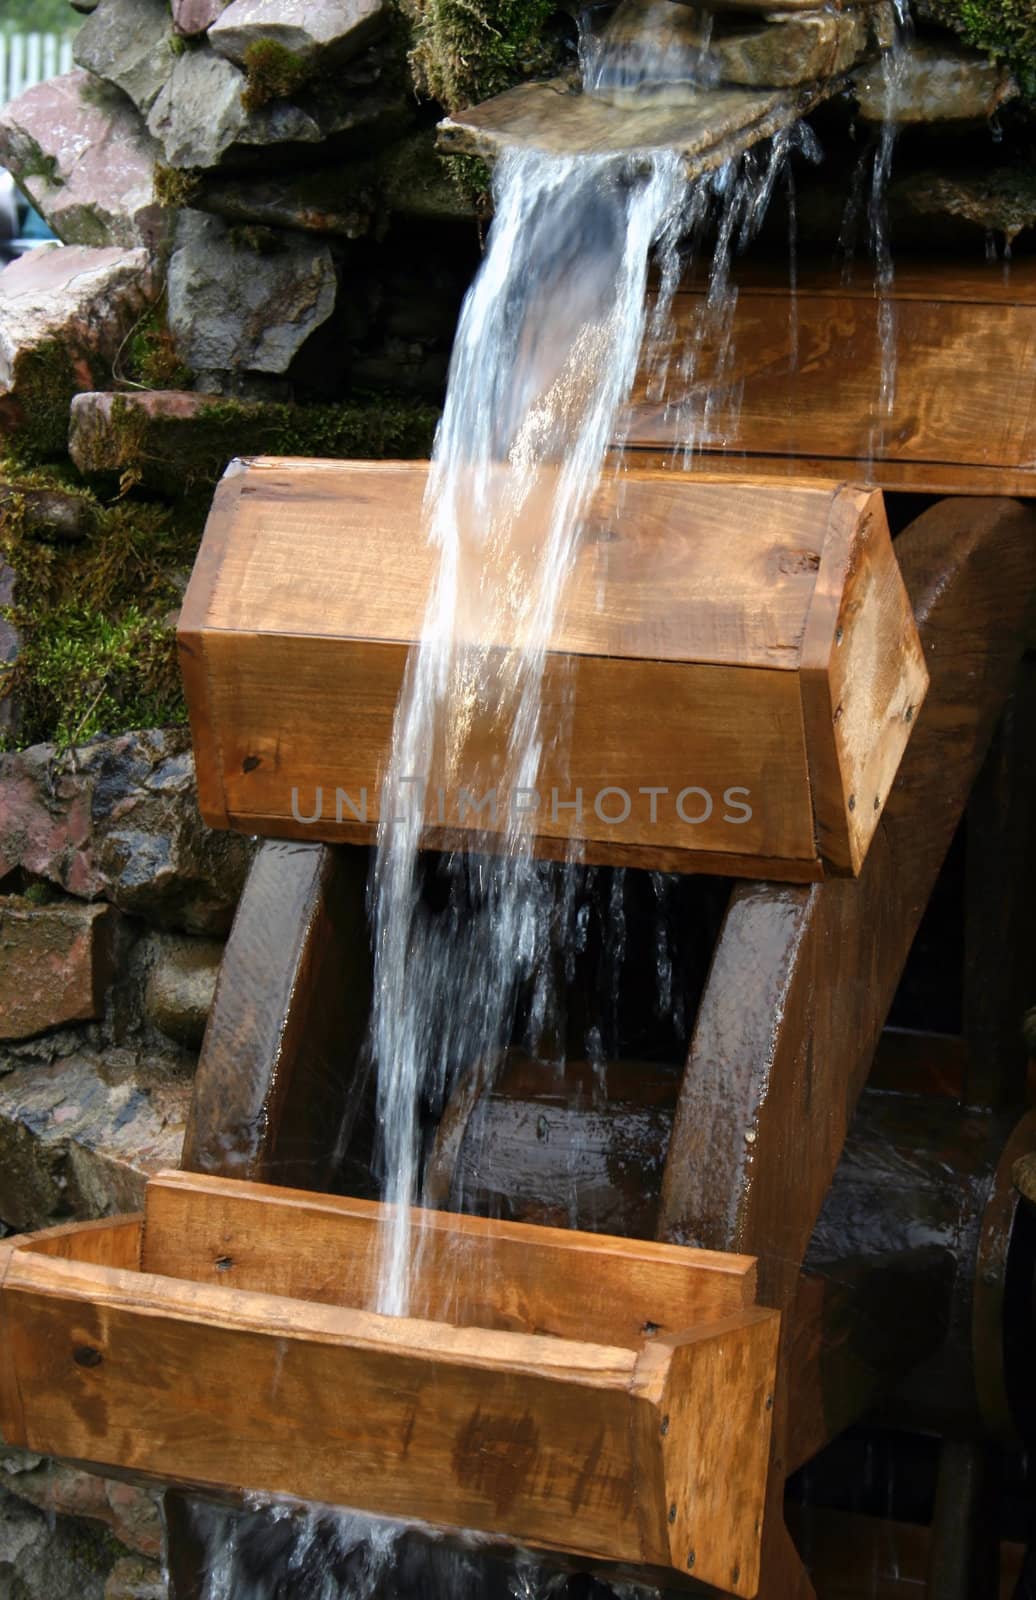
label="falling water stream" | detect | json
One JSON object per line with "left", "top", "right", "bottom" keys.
{"left": 368, "top": 138, "right": 690, "bottom": 1316}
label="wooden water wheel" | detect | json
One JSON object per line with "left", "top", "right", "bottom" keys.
{"left": 2, "top": 260, "right": 1036, "bottom": 1599}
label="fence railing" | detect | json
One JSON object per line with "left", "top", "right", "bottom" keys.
{"left": 0, "top": 32, "right": 76, "bottom": 108}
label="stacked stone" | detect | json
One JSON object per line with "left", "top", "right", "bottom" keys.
{"left": 0, "top": 0, "right": 471, "bottom": 446}
{"left": 0, "top": 729, "right": 252, "bottom": 1598}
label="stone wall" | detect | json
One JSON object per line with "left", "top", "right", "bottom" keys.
{"left": 0, "top": 728, "right": 254, "bottom": 1597}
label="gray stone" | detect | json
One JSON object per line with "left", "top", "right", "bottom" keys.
{"left": 0, "top": 1483, "right": 118, "bottom": 1600}
{"left": 173, "top": 0, "right": 229, "bottom": 36}
{"left": 0, "top": 1453, "right": 162, "bottom": 1561}
{"left": 210, "top": 0, "right": 387, "bottom": 70}
{"left": 146, "top": 44, "right": 320, "bottom": 169}
{"left": 73, "top": 0, "right": 176, "bottom": 117}
{"left": 0, "top": 245, "right": 157, "bottom": 440}
{"left": 853, "top": 41, "right": 1016, "bottom": 123}
{"left": 195, "top": 165, "right": 374, "bottom": 238}
{"left": 895, "top": 166, "right": 1036, "bottom": 246}
{"left": 0, "top": 71, "right": 167, "bottom": 251}
{"left": 0, "top": 731, "right": 254, "bottom": 935}
{"left": 168, "top": 209, "right": 336, "bottom": 375}
{"left": 0, "top": 1050, "right": 191, "bottom": 1230}
{"left": 597, "top": 0, "right": 869, "bottom": 93}
{"left": 144, "top": 933, "right": 223, "bottom": 1048}
{"left": 105, "top": 1557, "right": 168, "bottom": 1600}
{"left": 439, "top": 76, "right": 833, "bottom": 176}
{"left": 0, "top": 483, "right": 99, "bottom": 542}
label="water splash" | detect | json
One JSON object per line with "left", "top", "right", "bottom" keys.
{"left": 188, "top": 1495, "right": 664, "bottom": 1600}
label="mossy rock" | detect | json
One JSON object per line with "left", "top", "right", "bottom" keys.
{"left": 0, "top": 460, "right": 200, "bottom": 751}
{"left": 401, "top": 0, "right": 567, "bottom": 113}
{"left": 69, "top": 388, "right": 440, "bottom": 496}
{"left": 917, "top": 0, "right": 1036, "bottom": 100}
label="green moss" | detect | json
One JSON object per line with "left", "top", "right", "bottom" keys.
{"left": 0, "top": 386, "right": 440, "bottom": 749}
{"left": 18, "top": 147, "right": 63, "bottom": 188}
{"left": 201, "top": 393, "right": 440, "bottom": 465}
{"left": 241, "top": 38, "right": 310, "bottom": 111}
{"left": 154, "top": 162, "right": 201, "bottom": 210}
{"left": 401, "top": 0, "right": 560, "bottom": 112}
{"left": 119, "top": 304, "right": 193, "bottom": 392}
{"left": 442, "top": 153, "right": 493, "bottom": 211}
{"left": 12, "top": 341, "right": 79, "bottom": 462}
{"left": 0, "top": 462, "right": 201, "bottom": 750}
{"left": 919, "top": 0, "right": 1036, "bottom": 98}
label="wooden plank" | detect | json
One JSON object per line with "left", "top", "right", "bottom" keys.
{"left": 648, "top": 1312, "right": 780, "bottom": 1596}
{"left": 15, "top": 1215, "right": 142, "bottom": 1269}
{"left": 193, "top": 462, "right": 848, "bottom": 671}
{"left": 623, "top": 450, "right": 1036, "bottom": 499}
{"left": 625, "top": 267, "right": 1036, "bottom": 488}
{"left": 1, "top": 1244, "right": 777, "bottom": 1593}
{"left": 694, "top": 256, "right": 1036, "bottom": 306}
{"left": 181, "top": 459, "right": 926, "bottom": 877}
{"left": 0, "top": 1240, "right": 26, "bottom": 1447}
{"left": 142, "top": 1169, "right": 757, "bottom": 1347}
{"left": 181, "top": 839, "right": 372, "bottom": 1192}
{"left": 176, "top": 461, "right": 246, "bottom": 830}
{"left": 203, "top": 629, "right": 818, "bottom": 865}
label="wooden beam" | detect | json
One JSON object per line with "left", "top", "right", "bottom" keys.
{"left": 181, "top": 838, "right": 372, "bottom": 1192}
{"left": 625, "top": 260, "right": 1036, "bottom": 496}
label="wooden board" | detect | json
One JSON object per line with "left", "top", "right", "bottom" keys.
{"left": 0, "top": 1177, "right": 780, "bottom": 1595}
{"left": 179, "top": 459, "right": 927, "bottom": 879}
{"left": 625, "top": 259, "right": 1036, "bottom": 495}
{"left": 141, "top": 1169, "right": 757, "bottom": 1345}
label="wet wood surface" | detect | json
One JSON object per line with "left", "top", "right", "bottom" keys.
{"left": 625, "top": 259, "right": 1036, "bottom": 495}
{"left": 142, "top": 1168, "right": 758, "bottom": 1345}
{"left": 180, "top": 459, "right": 927, "bottom": 878}
{"left": 182, "top": 838, "right": 372, "bottom": 1192}
{"left": 0, "top": 1185, "right": 779, "bottom": 1595}
{"left": 657, "top": 495, "right": 1036, "bottom": 1597}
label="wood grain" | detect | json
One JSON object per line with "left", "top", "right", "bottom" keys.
{"left": 180, "top": 458, "right": 926, "bottom": 877}
{"left": 182, "top": 839, "right": 372, "bottom": 1192}
{"left": 0, "top": 1205, "right": 778, "bottom": 1593}
{"left": 16, "top": 1215, "right": 142, "bottom": 1269}
{"left": 657, "top": 495, "right": 1036, "bottom": 1597}
{"left": 142, "top": 1169, "right": 756, "bottom": 1347}
{"left": 800, "top": 487, "right": 927, "bottom": 873}
{"left": 625, "top": 261, "right": 1036, "bottom": 492}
